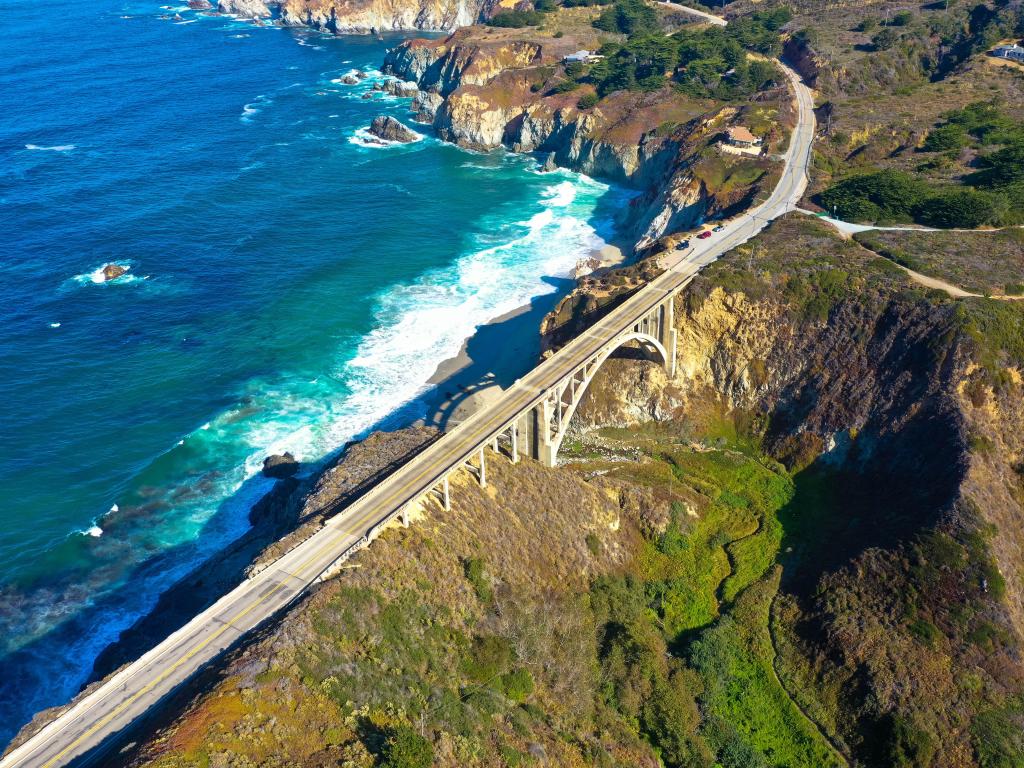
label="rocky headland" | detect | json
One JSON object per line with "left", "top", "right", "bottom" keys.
{"left": 382, "top": 24, "right": 791, "bottom": 249}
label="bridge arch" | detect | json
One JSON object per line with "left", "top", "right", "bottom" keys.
{"left": 541, "top": 328, "right": 669, "bottom": 465}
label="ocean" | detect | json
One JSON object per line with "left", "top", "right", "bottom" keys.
{"left": 0, "top": 0, "right": 628, "bottom": 743}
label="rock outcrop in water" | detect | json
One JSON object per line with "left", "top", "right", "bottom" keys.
{"left": 261, "top": 452, "right": 299, "bottom": 479}
{"left": 367, "top": 115, "right": 419, "bottom": 143}
{"left": 101, "top": 264, "right": 127, "bottom": 281}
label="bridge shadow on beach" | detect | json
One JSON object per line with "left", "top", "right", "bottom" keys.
{"left": 418, "top": 275, "right": 574, "bottom": 432}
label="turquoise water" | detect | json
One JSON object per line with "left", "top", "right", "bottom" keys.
{"left": 0, "top": 0, "right": 626, "bottom": 741}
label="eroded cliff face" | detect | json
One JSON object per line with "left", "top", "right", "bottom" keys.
{"left": 279, "top": 0, "right": 487, "bottom": 33}
{"left": 384, "top": 33, "right": 783, "bottom": 246}
{"left": 564, "top": 214, "right": 1024, "bottom": 765}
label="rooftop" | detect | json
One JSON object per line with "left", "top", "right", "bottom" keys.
{"left": 726, "top": 126, "right": 760, "bottom": 143}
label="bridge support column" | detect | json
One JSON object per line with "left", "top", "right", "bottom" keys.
{"left": 478, "top": 447, "right": 486, "bottom": 488}
{"left": 510, "top": 422, "right": 519, "bottom": 464}
{"left": 400, "top": 504, "right": 410, "bottom": 527}
{"left": 661, "top": 296, "right": 677, "bottom": 378}
{"left": 535, "top": 397, "right": 556, "bottom": 468}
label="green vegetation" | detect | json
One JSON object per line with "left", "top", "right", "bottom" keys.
{"left": 381, "top": 727, "right": 433, "bottom": 768}
{"left": 463, "top": 556, "right": 492, "bottom": 603}
{"left": 817, "top": 167, "right": 1008, "bottom": 228}
{"left": 592, "top": 0, "right": 659, "bottom": 36}
{"left": 576, "top": 420, "right": 841, "bottom": 767}
{"left": 551, "top": 4, "right": 789, "bottom": 101}
{"left": 818, "top": 97, "right": 1024, "bottom": 227}
{"left": 485, "top": 8, "right": 547, "bottom": 27}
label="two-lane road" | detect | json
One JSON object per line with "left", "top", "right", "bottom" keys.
{"left": 1, "top": 59, "right": 815, "bottom": 768}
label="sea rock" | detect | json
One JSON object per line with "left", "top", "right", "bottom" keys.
{"left": 368, "top": 115, "right": 418, "bottom": 143}
{"left": 101, "top": 264, "right": 127, "bottom": 281}
{"left": 217, "top": 0, "right": 272, "bottom": 18}
{"left": 540, "top": 152, "right": 557, "bottom": 172}
{"left": 188, "top": 0, "right": 213, "bottom": 8}
{"left": 340, "top": 74, "right": 360, "bottom": 84}
{"left": 361, "top": 92, "right": 376, "bottom": 99}
{"left": 354, "top": 70, "right": 369, "bottom": 80}
{"left": 262, "top": 452, "right": 299, "bottom": 479}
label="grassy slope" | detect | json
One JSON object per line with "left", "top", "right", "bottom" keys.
{"left": 853, "top": 228, "right": 1024, "bottom": 296}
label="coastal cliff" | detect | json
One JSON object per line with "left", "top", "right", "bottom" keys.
{"left": 279, "top": 0, "right": 488, "bottom": 33}
{"left": 383, "top": 28, "right": 790, "bottom": 248}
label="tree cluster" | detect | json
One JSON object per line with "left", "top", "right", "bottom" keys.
{"left": 572, "top": 4, "right": 789, "bottom": 99}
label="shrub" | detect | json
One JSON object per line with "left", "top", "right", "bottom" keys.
{"left": 577, "top": 92, "right": 599, "bottom": 109}
{"left": 381, "top": 726, "right": 433, "bottom": 768}
{"left": 501, "top": 668, "right": 535, "bottom": 701}
{"left": 914, "top": 189, "right": 999, "bottom": 228}
{"left": 464, "top": 635, "right": 514, "bottom": 682}
{"left": 891, "top": 10, "right": 913, "bottom": 26}
{"left": 553, "top": 29, "right": 564, "bottom": 37}
{"left": 872, "top": 27, "right": 899, "bottom": 50}
{"left": 908, "top": 618, "right": 942, "bottom": 648}
{"left": 564, "top": 60, "right": 585, "bottom": 77}
{"left": 585, "top": 532, "right": 602, "bottom": 554}
{"left": 486, "top": 9, "right": 544, "bottom": 26}
{"left": 922, "top": 123, "right": 968, "bottom": 152}
{"left": 463, "top": 557, "right": 493, "bottom": 603}
{"left": 857, "top": 18, "right": 878, "bottom": 32}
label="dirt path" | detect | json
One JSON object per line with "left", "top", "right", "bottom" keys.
{"left": 796, "top": 211, "right": 1024, "bottom": 301}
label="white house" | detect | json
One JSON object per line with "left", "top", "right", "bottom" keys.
{"left": 563, "top": 50, "right": 603, "bottom": 64}
{"left": 991, "top": 43, "right": 1024, "bottom": 62}
{"left": 725, "top": 126, "right": 762, "bottom": 148}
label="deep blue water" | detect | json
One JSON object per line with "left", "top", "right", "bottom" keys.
{"left": 0, "top": 0, "right": 626, "bottom": 742}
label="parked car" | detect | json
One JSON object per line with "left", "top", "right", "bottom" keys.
{"left": 675, "top": 240, "right": 690, "bottom": 250}
{"left": 713, "top": 224, "right": 725, "bottom": 232}
{"left": 697, "top": 230, "right": 712, "bottom": 239}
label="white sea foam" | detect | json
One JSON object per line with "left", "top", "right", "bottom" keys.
{"left": 69, "top": 262, "right": 148, "bottom": 287}
{"left": 25, "top": 144, "right": 76, "bottom": 152}
{"left": 240, "top": 94, "right": 272, "bottom": 123}
{"left": 82, "top": 525, "right": 103, "bottom": 538}
{"left": 49, "top": 322, "right": 61, "bottom": 328}
{"left": 348, "top": 125, "right": 424, "bottom": 149}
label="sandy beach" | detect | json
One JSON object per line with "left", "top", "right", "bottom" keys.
{"left": 418, "top": 241, "right": 627, "bottom": 429}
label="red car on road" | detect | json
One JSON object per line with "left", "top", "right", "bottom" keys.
{"left": 697, "top": 230, "right": 712, "bottom": 239}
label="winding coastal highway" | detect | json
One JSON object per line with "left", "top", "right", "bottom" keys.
{"left": 1, "top": 56, "right": 815, "bottom": 768}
